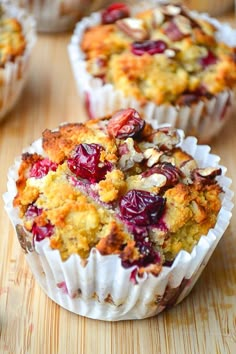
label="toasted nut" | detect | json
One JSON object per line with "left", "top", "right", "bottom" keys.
{"left": 116, "top": 18, "right": 149, "bottom": 41}
{"left": 162, "top": 4, "right": 181, "bottom": 16}
{"left": 197, "top": 167, "right": 221, "bottom": 177}
{"left": 164, "top": 48, "right": 176, "bottom": 58}
{"left": 160, "top": 155, "right": 175, "bottom": 165}
{"left": 142, "top": 173, "right": 167, "bottom": 188}
{"left": 143, "top": 148, "right": 163, "bottom": 167}
{"left": 174, "top": 15, "right": 192, "bottom": 35}
{"left": 180, "top": 159, "right": 198, "bottom": 177}
{"left": 119, "top": 138, "right": 144, "bottom": 170}
{"left": 152, "top": 127, "right": 180, "bottom": 151}
{"left": 153, "top": 8, "right": 164, "bottom": 26}
{"left": 192, "top": 167, "right": 222, "bottom": 184}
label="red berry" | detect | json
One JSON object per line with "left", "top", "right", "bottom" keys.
{"left": 67, "top": 143, "right": 112, "bottom": 183}
{"left": 143, "top": 163, "right": 183, "bottom": 187}
{"left": 119, "top": 189, "right": 166, "bottom": 226}
{"left": 32, "top": 222, "right": 54, "bottom": 242}
{"left": 200, "top": 51, "right": 217, "bottom": 67}
{"left": 131, "top": 40, "right": 167, "bottom": 56}
{"left": 25, "top": 205, "right": 42, "bottom": 218}
{"left": 164, "top": 21, "right": 185, "bottom": 41}
{"left": 107, "top": 108, "right": 145, "bottom": 139}
{"left": 29, "top": 158, "right": 58, "bottom": 179}
{"left": 101, "top": 2, "right": 130, "bottom": 24}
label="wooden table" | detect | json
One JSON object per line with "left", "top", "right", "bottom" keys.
{"left": 0, "top": 13, "right": 236, "bottom": 354}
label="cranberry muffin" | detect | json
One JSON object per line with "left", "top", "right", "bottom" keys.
{"left": 69, "top": 2, "right": 236, "bottom": 142}
{"left": 4, "top": 108, "right": 233, "bottom": 320}
{"left": 0, "top": 1, "right": 36, "bottom": 121}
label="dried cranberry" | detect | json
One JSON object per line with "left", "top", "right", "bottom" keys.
{"left": 32, "top": 222, "right": 54, "bottom": 242}
{"left": 143, "top": 163, "right": 183, "bottom": 187}
{"left": 164, "top": 21, "right": 185, "bottom": 41}
{"left": 29, "top": 158, "right": 58, "bottom": 179}
{"left": 101, "top": 2, "right": 130, "bottom": 24}
{"left": 67, "top": 143, "right": 112, "bottom": 183}
{"left": 200, "top": 51, "right": 217, "bottom": 68}
{"left": 131, "top": 40, "right": 167, "bottom": 56}
{"left": 176, "top": 87, "right": 213, "bottom": 105}
{"left": 119, "top": 190, "right": 166, "bottom": 226}
{"left": 122, "top": 238, "right": 161, "bottom": 270}
{"left": 107, "top": 108, "right": 145, "bottom": 139}
{"left": 25, "top": 205, "right": 42, "bottom": 219}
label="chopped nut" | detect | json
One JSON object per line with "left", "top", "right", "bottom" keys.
{"left": 192, "top": 167, "right": 222, "bottom": 184}
{"left": 197, "top": 167, "right": 221, "bottom": 178}
{"left": 118, "top": 138, "right": 144, "bottom": 170}
{"left": 153, "top": 8, "right": 164, "bottom": 26}
{"left": 164, "top": 48, "right": 176, "bottom": 58}
{"left": 142, "top": 173, "right": 167, "bottom": 188}
{"left": 151, "top": 127, "right": 180, "bottom": 151}
{"left": 162, "top": 4, "right": 181, "bottom": 16}
{"left": 160, "top": 155, "right": 175, "bottom": 165}
{"left": 116, "top": 18, "right": 149, "bottom": 41}
{"left": 143, "top": 148, "right": 163, "bottom": 167}
{"left": 180, "top": 158, "right": 198, "bottom": 176}
{"left": 174, "top": 15, "right": 192, "bottom": 35}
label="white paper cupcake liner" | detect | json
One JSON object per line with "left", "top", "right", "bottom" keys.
{"left": 68, "top": 3, "right": 236, "bottom": 143}
{"left": 0, "top": 1, "right": 36, "bottom": 122}
{"left": 3, "top": 130, "right": 234, "bottom": 321}
{"left": 14, "top": 0, "right": 112, "bottom": 32}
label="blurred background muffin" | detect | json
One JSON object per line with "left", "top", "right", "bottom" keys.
{"left": 174, "top": 0, "right": 234, "bottom": 17}
{"left": 68, "top": 1, "right": 236, "bottom": 142}
{"left": 13, "top": 0, "right": 113, "bottom": 32}
{"left": 0, "top": 1, "right": 36, "bottom": 122}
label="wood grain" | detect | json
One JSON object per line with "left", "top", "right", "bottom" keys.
{"left": 0, "top": 16, "right": 236, "bottom": 354}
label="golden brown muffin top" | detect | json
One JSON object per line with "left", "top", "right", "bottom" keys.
{"left": 0, "top": 7, "right": 26, "bottom": 67}
{"left": 81, "top": 3, "right": 236, "bottom": 105}
{"left": 14, "top": 108, "right": 222, "bottom": 276}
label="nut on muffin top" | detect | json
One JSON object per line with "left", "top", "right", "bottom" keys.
{"left": 81, "top": 2, "right": 236, "bottom": 105}
{"left": 14, "top": 109, "right": 222, "bottom": 276}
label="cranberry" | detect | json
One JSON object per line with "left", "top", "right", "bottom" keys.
{"left": 119, "top": 190, "right": 166, "bottom": 226}
{"left": 57, "top": 281, "right": 69, "bottom": 294}
{"left": 25, "top": 205, "right": 42, "bottom": 219}
{"left": 29, "top": 158, "right": 58, "bottom": 179}
{"left": 164, "top": 21, "right": 185, "bottom": 41}
{"left": 107, "top": 108, "right": 145, "bottom": 139}
{"left": 122, "top": 239, "right": 161, "bottom": 270}
{"left": 101, "top": 2, "right": 130, "bottom": 24}
{"left": 143, "top": 163, "right": 183, "bottom": 187}
{"left": 67, "top": 143, "right": 112, "bottom": 183}
{"left": 177, "top": 87, "right": 213, "bottom": 105}
{"left": 131, "top": 40, "right": 167, "bottom": 56}
{"left": 200, "top": 51, "right": 217, "bottom": 68}
{"left": 32, "top": 222, "right": 54, "bottom": 242}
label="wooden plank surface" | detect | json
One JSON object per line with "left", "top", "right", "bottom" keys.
{"left": 0, "top": 15, "right": 236, "bottom": 354}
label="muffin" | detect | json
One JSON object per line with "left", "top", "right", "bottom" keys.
{"left": 14, "top": 0, "right": 112, "bottom": 32}
{"left": 0, "top": 1, "right": 36, "bottom": 122}
{"left": 180, "top": 0, "right": 234, "bottom": 17}
{"left": 68, "top": 1, "right": 236, "bottom": 142}
{"left": 3, "top": 108, "right": 233, "bottom": 320}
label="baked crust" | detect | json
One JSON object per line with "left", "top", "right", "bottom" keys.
{"left": 81, "top": 3, "right": 236, "bottom": 105}
{"left": 13, "top": 111, "right": 223, "bottom": 275}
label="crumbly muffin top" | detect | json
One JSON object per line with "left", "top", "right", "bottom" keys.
{"left": 81, "top": 2, "right": 236, "bottom": 105}
{"left": 0, "top": 6, "right": 26, "bottom": 67}
{"left": 14, "top": 108, "right": 222, "bottom": 276}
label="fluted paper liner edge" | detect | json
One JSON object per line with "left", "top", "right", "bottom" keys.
{"left": 0, "top": 1, "right": 36, "bottom": 121}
